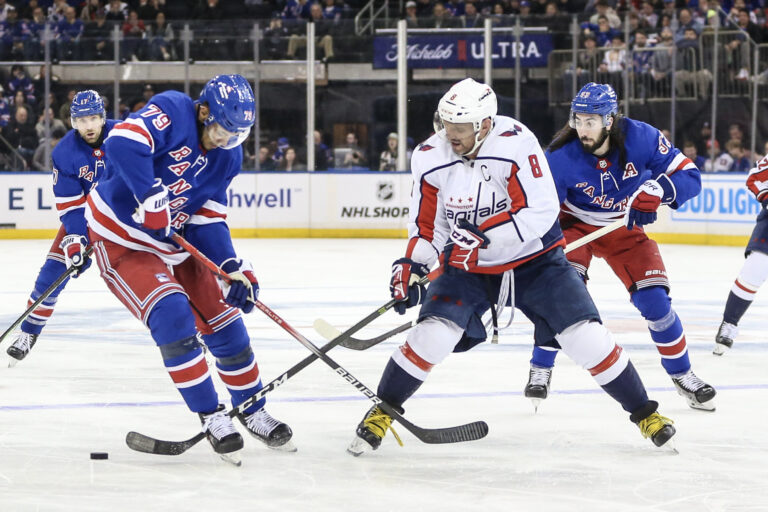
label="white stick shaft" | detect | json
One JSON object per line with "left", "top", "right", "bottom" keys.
{"left": 564, "top": 219, "right": 624, "bottom": 254}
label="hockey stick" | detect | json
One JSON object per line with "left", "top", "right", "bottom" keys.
{"left": 316, "top": 218, "right": 626, "bottom": 351}
{"left": 125, "top": 236, "right": 483, "bottom": 456}
{"left": 0, "top": 247, "right": 94, "bottom": 346}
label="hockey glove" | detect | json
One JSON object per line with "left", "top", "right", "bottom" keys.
{"left": 746, "top": 159, "right": 768, "bottom": 208}
{"left": 625, "top": 175, "right": 676, "bottom": 230}
{"left": 132, "top": 177, "right": 171, "bottom": 239}
{"left": 444, "top": 219, "right": 490, "bottom": 272}
{"left": 390, "top": 257, "right": 429, "bottom": 315}
{"left": 220, "top": 258, "right": 259, "bottom": 313}
{"left": 60, "top": 234, "right": 91, "bottom": 277}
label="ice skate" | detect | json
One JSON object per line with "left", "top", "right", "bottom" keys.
{"left": 347, "top": 405, "right": 403, "bottom": 457}
{"left": 7, "top": 332, "right": 38, "bottom": 367}
{"left": 671, "top": 370, "right": 716, "bottom": 411}
{"left": 237, "top": 408, "right": 296, "bottom": 452}
{"left": 524, "top": 364, "right": 552, "bottom": 412}
{"left": 635, "top": 411, "right": 676, "bottom": 448}
{"left": 714, "top": 321, "right": 737, "bottom": 356}
{"left": 199, "top": 404, "right": 244, "bottom": 465}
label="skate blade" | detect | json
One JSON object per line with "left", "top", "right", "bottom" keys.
{"left": 529, "top": 398, "right": 542, "bottom": 413}
{"left": 712, "top": 343, "right": 729, "bottom": 356}
{"left": 659, "top": 438, "right": 679, "bottom": 454}
{"left": 8, "top": 358, "right": 19, "bottom": 368}
{"left": 346, "top": 436, "right": 372, "bottom": 457}
{"left": 268, "top": 439, "right": 297, "bottom": 453}
{"left": 687, "top": 400, "right": 716, "bottom": 412}
{"left": 218, "top": 452, "right": 242, "bottom": 467}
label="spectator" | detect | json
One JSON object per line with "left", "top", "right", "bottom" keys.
{"left": 0, "top": 85, "right": 9, "bottom": 128}
{"left": 282, "top": 0, "right": 312, "bottom": 20}
{"left": 1, "top": 8, "right": 25, "bottom": 61}
{"left": 104, "top": 0, "right": 128, "bottom": 23}
{"left": 405, "top": 0, "right": 420, "bottom": 28}
{"left": 562, "top": 33, "right": 601, "bottom": 96}
{"left": 0, "top": 0, "right": 14, "bottom": 23}
{"left": 725, "top": 140, "right": 751, "bottom": 171}
{"left": 258, "top": 145, "right": 276, "bottom": 170}
{"left": 638, "top": 1, "right": 658, "bottom": 30}
{"left": 122, "top": 9, "right": 146, "bottom": 61}
{"left": 80, "top": 0, "right": 104, "bottom": 22}
{"left": 736, "top": 8, "right": 763, "bottom": 43}
{"left": 703, "top": 140, "right": 729, "bottom": 171}
{"left": 3, "top": 105, "right": 38, "bottom": 168}
{"left": 17, "top": 0, "right": 39, "bottom": 21}
{"left": 272, "top": 136, "right": 289, "bottom": 163}
{"left": 427, "top": 2, "right": 459, "bottom": 28}
{"left": 263, "top": 14, "right": 290, "bottom": 60}
{"left": 600, "top": 34, "right": 626, "bottom": 74}
{"left": 462, "top": 1, "right": 484, "bottom": 28}
{"left": 277, "top": 147, "right": 306, "bottom": 171}
{"left": 56, "top": 6, "right": 84, "bottom": 61}
{"left": 675, "top": 27, "right": 712, "bottom": 98}
{"left": 286, "top": 3, "right": 335, "bottom": 62}
{"left": 8, "top": 65, "right": 36, "bottom": 106}
{"left": 147, "top": 11, "right": 173, "bottom": 61}
{"left": 342, "top": 131, "right": 367, "bottom": 168}
{"left": 675, "top": 8, "right": 703, "bottom": 43}
{"left": 313, "top": 129, "right": 333, "bottom": 170}
{"left": 24, "top": 7, "right": 49, "bottom": 61}
{"left": 322, "top": 0, "right": 342, "bottom": 22}
{"left": 379, "top": 132, "right": 411, "bottom": 171}
{"left": 35, "top": 106, "right": 66, "bottom": 141}
{"left": 58, "top": 88, "right": 76, "bottom": 124}
{"left": 632, "top": 30, "right": 655, "bottom": 98}
{"left": 589, "top": 0, "right": 621, "bottom": 30}
{"left": 83, "top": 8, "right": 113, "bottom": 60}
{"left": 32, "top": 126, "right": 66, "bottom": 171}
{"left": 682, "top": 140, "right": 707, "bottom": 169}
{"left": 48, "top": 0, "right": 68, "bottom": 23}
{"left": 131, "top": 83, "right": 154, "bottom": 111}
{"left": 696, "top": 121, "right": 716, "bottom": 158}
{"left": 651, "top": 27, "right": 675, "bottom": 91}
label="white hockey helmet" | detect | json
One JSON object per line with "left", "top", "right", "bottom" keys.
{"left": 433, "top": 78, "right": 497, "bottom": 155}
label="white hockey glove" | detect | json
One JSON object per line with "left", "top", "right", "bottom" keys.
{"left": 444, "top": 219, "right": 490, "bottom": 271}
{"left": 132, "top": 177, "right": 171, "bottom": 239}
{"left": 60, "top": 234, "right": 91, "bottom": 278}
{"left": 625, "top": 174, "right": 676, "bottom": 230}
{"left": 219, "top": 258, "right": 259, "bottom": 313}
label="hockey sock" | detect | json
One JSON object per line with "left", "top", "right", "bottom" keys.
{"left": 723, "top": 251, "right": 768, "bottom": 324}
{"left": 20, "top": 258, "right": 69, "bottom": 335}
{"left": 149, "top": 294, "right": 218, "bottom": 413}
{"left": 632, "top": 288, "right": 690, "bottom": 376}
{"left": 530, "top": 344, "right": 558, "bottom": 368}
{"left": 600, "top": 361, "right": 649, "bottom": 414}
{"left": 377, "top": 357, "right": 424, "bottom": 409}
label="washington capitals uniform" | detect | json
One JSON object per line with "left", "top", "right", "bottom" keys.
{"left": 530, "top": 117, "right": 702, "bottom": 378}
{"left": 84, "top": 91, "right": 263, "bottom": 415}
{"left": 377, "top": 116, "right": 654, "bottom": 417}
{"left": 19, "top": 120, "right": 118, "bottom": 336}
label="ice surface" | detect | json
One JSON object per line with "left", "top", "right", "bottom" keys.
{"left": 0, "top": 239, "right": 766, "bottom": 512}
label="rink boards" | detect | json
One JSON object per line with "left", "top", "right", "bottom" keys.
{"left": 0, "top": 171, "right": 760, "bottom": 245}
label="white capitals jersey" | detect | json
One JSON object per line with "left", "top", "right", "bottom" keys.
{"left": 405, "top": 115, "right": 565, "bottom": 274}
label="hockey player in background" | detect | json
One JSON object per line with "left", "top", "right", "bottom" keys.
{"left": 84, "top": 74, "right": 293, "bottom": 462}
{"left": 523, "top": 82, "right": 716, "bottom": 412}
{"left": 714, "top": 156, "right": 768, "bottom": 354}
{"left": 7, "top": 90, "right": 117, "bottom": 365}
{"left": 348, "top": 78, "right": 677, "bottom": 456}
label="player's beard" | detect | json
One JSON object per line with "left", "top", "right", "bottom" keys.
{"left": 579, "top": 128, "right": 610, "bottom": 154}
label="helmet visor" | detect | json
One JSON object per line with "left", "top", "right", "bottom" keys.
{"left": 205, "top": 122, "right": 250, "bottom": 150}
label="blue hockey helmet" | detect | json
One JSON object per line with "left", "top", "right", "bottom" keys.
{"left": 569, "top": 82, "right": 618, "bottom": 128}
{"left": 70, "top": 89, "right": 105, "bottom": 134}
{"left": 198, "top": 74, "right": 255, "bottom": 149}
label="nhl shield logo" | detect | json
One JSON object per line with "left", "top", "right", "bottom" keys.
{"left": 377, "top": 181, "right": 394, "bottom": 201}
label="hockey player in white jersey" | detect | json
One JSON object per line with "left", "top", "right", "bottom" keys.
{"left": 347, "top": 78, "right": 676, "bottom": 456}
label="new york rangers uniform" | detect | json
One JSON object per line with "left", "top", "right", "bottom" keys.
{"left": 528, "top": 117, "right": 716, "bottom": 410}
{"left": 17, "top": 119, "right": 117, "bottom": 339}
{"left": 84, "top": 90, "right": 267, "bottom": 423}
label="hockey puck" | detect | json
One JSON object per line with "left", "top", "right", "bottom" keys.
{"left": 90, "top": 452, "right": 108, "bottom": 460}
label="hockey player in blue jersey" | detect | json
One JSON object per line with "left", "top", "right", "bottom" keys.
{"left": 523, "top": 82, "right": 716, "bottom": 411}
{"left": 7, "top": 90, "right": 117, "bottom": 365}
{"left": 348, "top": 78, "right": 676, "bottom": 456}
{"left": 714, "top": 156, "right": 768, "bottom": 355}
{"left": 84, "top": 74, "right": 293, "bottom": 461}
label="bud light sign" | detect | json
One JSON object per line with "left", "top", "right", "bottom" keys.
{"left": 373, "top": 34, "right": 553, "bottom": 69}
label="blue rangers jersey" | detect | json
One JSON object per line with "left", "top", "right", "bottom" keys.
{"left": 53, "top": 119, "right": 118, "bottom": 239}
{"left": 85, "top": 91, "right": 242, "bottom": 266}
{"left": 550, "top": 117, "right": 701, "bottom": 226}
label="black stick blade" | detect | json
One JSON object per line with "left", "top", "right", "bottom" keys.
{"left": 126, "top": 431, "right": 204, "bottom": 456}
{"left": 415, "top": 421, "right": 489, "bottom": 444}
